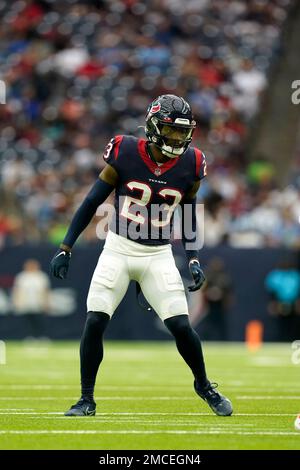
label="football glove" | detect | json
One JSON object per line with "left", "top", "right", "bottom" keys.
{"left": 188, "top": 259, "right": 206, "bottom": 292}
{"left": 50, "top": 249, "right": 71, "bottom": 279}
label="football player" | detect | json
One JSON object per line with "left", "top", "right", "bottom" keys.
{"left": 50, "top": 94, "right": 233, "bottom": 417}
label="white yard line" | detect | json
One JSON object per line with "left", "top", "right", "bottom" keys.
{"left": 0, "top": 412, "right": 296, "bottom": 416}
{"left": 0, "top": 412, "right": 63, "bottom": 415}
{"left": 0, "top": 408, "right": 34, "bottom": 411}
{"left": 0, "top": 395, "right": 299, "bottom": 401}
{"left": 237, "top": 396, "right": 300, "bottom": 400}
{"left": 23, "top": 420, "right": 257, "bottom": 428}
{"left": 0, "top": 385, "right": 299, "bottom": 390}
{"left": 21, "top": 418, "right": 256, "bottom": 427}
{"left": 0, "top": 430, "right": 299, "bottom": 436}
{"left": 0, "top": 397, "right": 194, "bottom": 401}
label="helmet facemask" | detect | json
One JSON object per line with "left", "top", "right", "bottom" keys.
{"left": 146, "top": 116, "right": 195, "bottom": 158}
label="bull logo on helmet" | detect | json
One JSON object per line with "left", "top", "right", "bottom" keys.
{"left": 150, "top": 103, "right": 161, "bottom": 114}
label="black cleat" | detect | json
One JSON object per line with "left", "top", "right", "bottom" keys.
{"left": 64, "top": 398, "right": 96, "bottom": 417}
{"left": 194, "top": 380, "right": 233, "bottom": 416}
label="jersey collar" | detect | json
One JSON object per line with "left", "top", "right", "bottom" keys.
{"left": 138, "top": 139, "right": 179, "bottom": 177}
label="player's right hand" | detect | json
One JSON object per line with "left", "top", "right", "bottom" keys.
{"left": 188, "top": 259, "right": 206, "bottom": 292}
{"left": 50, "top": 249, "right": 71, "bottom": 279}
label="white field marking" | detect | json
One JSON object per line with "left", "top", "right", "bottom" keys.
{"left": 0, "top": 384, "right": 299, "bottom": 390}
{"left": 2, "top": 371, "right": 65, "bottom": 379}
{"left": 0, "top": 385, "right": 226, "bottom": 390}
{"left": 0, "top": 398, "right": 63, "bottom": 401}
{"left": 0, "top": 385, "right": 263, "bottom": 391}
{"left": 0, "top": 396, "right": 195, "bottom": 401}
{"left": 0, "top": 385, "right": 190, "bottom": 390}
{"left": 1, "top": 395, "right": 300, "bottom": 401}
{"left": 0, "top": 385, "right": 77, "bottom": 390}
{"left": 12, "top": 351, "right": 181, "bottom": 361}
{"left": 0, "top": 408, "right": 34, "bottom": 411}
{"left": 249, "top": 359, "right": 293, "bottom": 367}
{"left": 78, "top": 412, "right": 296, "bottom": 417}
{"left": 18, "top": 423, "right": 261, "bottom": 432}
{"left": 17, "top": 348, "right": 50, "bottom": 356}
{"left": 0, "top": 412, "right": 296, "bottom": 417}
{"left": 224, "top": 381, "right": 300, "bottom": 386}
{"left": 1, "top": 384, "right": 299, "bottom": 392}
{"left": 205, "top": 369, "right": 294, "bottom": 374}
{"left": 0, "top": 412, "right": 63, "bottom": 415}
{"left": 25, "top": 418, "right": 256, "bottom": 427}
{"left": 237, "top": 396, "right": 300, "bottom": 400}
{"left": 0, "top": 430, "right": 299, "bottom": 436}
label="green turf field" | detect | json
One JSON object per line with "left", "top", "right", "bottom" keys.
{"left": 0, "top": 341, "right": 299, "bottom": 450}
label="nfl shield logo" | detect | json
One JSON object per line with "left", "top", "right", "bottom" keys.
{"left": 154, "top": 167, "right": 161, "bottom": 176}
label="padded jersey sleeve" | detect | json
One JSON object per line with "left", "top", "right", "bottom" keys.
{"left": 102, "top": 135, "right": 124, "bottom": 173}
{"left": 194, "top": 148, "right": 207, "bottom": 181}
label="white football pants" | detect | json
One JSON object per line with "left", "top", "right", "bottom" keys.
{"left": 86, "top": 230, "right": 189, "bottom": 321}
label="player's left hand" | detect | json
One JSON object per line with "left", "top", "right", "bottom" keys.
{"left": 188, "top": 259, "right": 206, "bottom": 292}
{"left": 50, "top": 249, "right": 71, "bottom": 279}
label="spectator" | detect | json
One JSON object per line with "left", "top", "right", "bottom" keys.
{"left": 11, "top": 259, "right": 50, "bottom": 339}
{"left": 0, "top": 0, "right": 296, "bottom": 248}
{"left": 202, "top": 257, "right": 233, "bottom": 341}
{"left": 232, "top": 59, "right": 267, "bottom": 119}
{"left": 265, "top": 259, "right": 300, "bottom": 342}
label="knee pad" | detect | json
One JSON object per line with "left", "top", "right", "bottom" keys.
{"left": 164, "top": 314, "right": 192, "bottom": 336}
{"left": 86, "top": 311, "right": 110, "bottom": 334}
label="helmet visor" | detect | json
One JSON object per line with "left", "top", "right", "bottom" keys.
{"left": 159, "top": 122, "right": 194, "bottom": 148}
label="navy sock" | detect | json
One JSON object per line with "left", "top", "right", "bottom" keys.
{"left": 80, "top": 311, "right": 110, "bottom": 401}
{"left": 164, "top": 314, "right": 209, "bottom": 389}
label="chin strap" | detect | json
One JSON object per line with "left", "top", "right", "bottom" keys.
{"left": 161, "top": 145, "right": 185, "bottom": 158}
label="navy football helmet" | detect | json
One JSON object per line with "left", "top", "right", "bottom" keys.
{"left": 145, "top": 94, "right": 196, "bottom": 158}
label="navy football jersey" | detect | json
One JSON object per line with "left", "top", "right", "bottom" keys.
{"left": 102, "top": 135, "right": 206, "bottom": 246}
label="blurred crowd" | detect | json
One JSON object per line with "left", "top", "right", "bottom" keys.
{"left": 1, "top": 0, "right": 300, "bottom": 248}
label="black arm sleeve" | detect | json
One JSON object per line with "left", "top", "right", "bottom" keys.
{"left": 180, "top": 197, "right": 199, "bottom": 262}
{"left": 62, "top": 178, "right": 114, "bottom": 249}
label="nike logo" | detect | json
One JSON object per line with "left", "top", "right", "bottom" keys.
{"left": 55, "top": 251, "right": 66, "bottom": 258}
{"left": 85, "top": 406, "right": 95, "bottom": 415}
